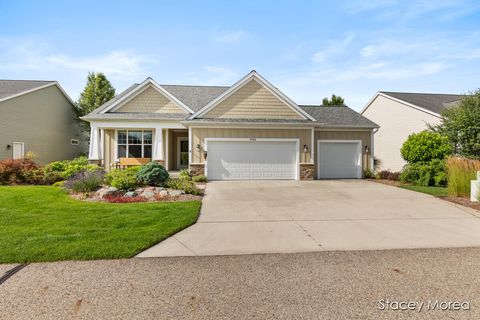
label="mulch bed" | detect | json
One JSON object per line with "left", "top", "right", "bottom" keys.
{"left": 438, "top": 196, "right": 480, "bottom": 212}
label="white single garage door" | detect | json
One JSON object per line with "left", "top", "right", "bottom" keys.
{"left": 206, "top": 140, "right": 298, "bottom": 180}
{"left": 318, "top": 141, "right": 362, "bottom": 179}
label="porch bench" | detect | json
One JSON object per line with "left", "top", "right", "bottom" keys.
{"left": 117, "top": 157, "right": 151, "bottom": 169}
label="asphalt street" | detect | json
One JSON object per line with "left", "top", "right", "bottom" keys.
{"left": 1, "top": 248, "right": 480, "bottom": 319}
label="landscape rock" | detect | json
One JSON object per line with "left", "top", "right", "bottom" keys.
{"left": 141, "top": 191, "right": 155, "bottom": 199}
{"left": 97, "top": 187, "right": 123, "bottom": 199}
{"left": 169, "top": 190, "right": 184, "bottom": 196}
{"left": 159, "top": 190, "right": 169, "bottom": 197}
{"left": 124, "top": 191, "right": 137, "bottom": 197}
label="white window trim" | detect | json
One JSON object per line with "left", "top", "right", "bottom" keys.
{"left": 203, "top": 138, "right": 300, "bottom": 180}
{"left": 317, "top": 139, "right": 362, "bottom": 179}
{"left": 115, "top": 129, "right": 153, "bottom": 160}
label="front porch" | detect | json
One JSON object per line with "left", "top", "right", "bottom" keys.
{"left": 88, "top": 125, "right": 189, "bottom": 172}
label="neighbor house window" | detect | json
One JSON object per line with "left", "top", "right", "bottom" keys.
{"left": 117, "top": 130, "right": 152, "bottom": 158}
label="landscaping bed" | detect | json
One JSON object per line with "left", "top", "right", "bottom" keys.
{"left": 0, "top": 186, "right": 201, "bottom": 263}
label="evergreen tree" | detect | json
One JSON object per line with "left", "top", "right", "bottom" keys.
{"left": 322, "top": 94, "right": 345, "bottom": 106}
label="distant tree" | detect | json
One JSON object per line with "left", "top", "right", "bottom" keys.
{"left": 74, "top": 72, "right": 115, "bottom": 133}
{"left": 322, "top": 94, "right": 345, "bottom": 106}
{"left": 430, "top": 89, "right": 480, "bottom": 158}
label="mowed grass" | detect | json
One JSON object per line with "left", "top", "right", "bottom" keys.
{"left": 399, "top": 185, "right": 449, "bottom": 197}
{"left": 0, "top": 186, "right": 201, "bottom": 263}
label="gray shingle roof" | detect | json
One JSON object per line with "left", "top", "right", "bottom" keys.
{"left": 161, "top": 85, "right": 229, "bottom": 112}
{"left": 380, "top": 91, "right": 464, "bottom": 115}
{"left": 0, "top": 80, "right": 56, "bottom": 101}
{"left": 299, "top": 105, "right": 379, "bottom": 128}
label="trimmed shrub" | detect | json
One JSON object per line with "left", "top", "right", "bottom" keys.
{"left": 164, "top": 178, "right": 201, "bottom": 195}
{"left": 0, "top": 159, "right": 39, "bottom": 185}
{"left": 64, "top": 169, "right": 105, "bottom": 193}
{"left": 401, "top": 131, "right": 452, "bottom": 163}
{"left": 106, "top": 169, "right": 138, "bottom": 191}
{"left": 136, "top": 162, "right": 169, "bottom": 186}
{"left": 178, "top": 169, "right": 191, "bottom": 181}
{"left": 446, "top": 156, "right": 480, "bottom": 197}
{"left": 375, "top": 170, "right": 400, "bottom": 181}
{"left": 22, "top": 168, "right": 45, "bottom": 185}
{"left": 43, "top": 156, "right": 99, "bottom": 180}
{"left": 363, "top": 169, "right": 374, "bottom": 179}
{"left": 192, "top": 175, "right": 208, "bottom": 183}
{"left": 52, "top": 180, "right": 65, "bottom": 188}
{"left": 400, "top": 159, "right": 447, "bottom": 187}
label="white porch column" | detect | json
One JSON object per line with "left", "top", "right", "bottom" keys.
{"left": 88, "top": 126, "right": 102, "bottom": 160}
{"left": 152, "top": 126, "right": 164, "bottom": 160}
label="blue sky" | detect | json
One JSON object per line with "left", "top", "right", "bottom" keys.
{"left": 1, "top": 0, "right": 480, "bottom": 110}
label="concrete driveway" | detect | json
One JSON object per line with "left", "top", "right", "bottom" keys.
{"left": 137, "top": 180, "right": 480, "bottom": 257}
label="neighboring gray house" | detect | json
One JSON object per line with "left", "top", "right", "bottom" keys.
{"left": 361, "top": 91, "right": 463, "bottom": 171}
{"left": 0, "top": 80, "right": 86, "bottom": 164}
{"left": 82, "top": 70, "right": 378, "bottom": 180}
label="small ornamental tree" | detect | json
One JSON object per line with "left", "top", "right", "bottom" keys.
{"left": 431, "top": 89, "right": 480, "bottom": 158}
{"left": 400, "top": 131, "right": 452, "bottom": 163}
{"left": 322, "top": 94, "right": 345, "bottom": 106}
{"left": 74, "top": 72, "right": 115, "bottom": 134}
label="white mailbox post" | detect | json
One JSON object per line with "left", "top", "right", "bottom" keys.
{"left": 471, "top": 171, "right": 480, "bottom": 202}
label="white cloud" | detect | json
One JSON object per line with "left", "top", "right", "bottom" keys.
{"left": 0, "top": 38, "right": 152, "bottom": 79}
{"left": 312, "top": 33, "right": 355, "bottom": 63}
{"left": 212, "top": 29, "right": 247, "bottom": 43}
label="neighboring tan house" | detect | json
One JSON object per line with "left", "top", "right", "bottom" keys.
{"left": 361, "top": 91, "right": 463, "bottom": 172}
{"left": 82, "top": 70, "right": 378, "bottom": 180}
{"left": 0, "top": 80, "right": 86, "bottom": 164}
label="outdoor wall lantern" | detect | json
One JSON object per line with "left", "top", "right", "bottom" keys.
{"left": 303, "top": 144, "right": 308, "bottom": 153}
{"left": 203, "top": 150, "right": 208, "bottom": 160}
{"left": 365, "top": 146, "right": 369, "bottom": 154}
{"left": 196, "top": 144, "right": 201, "bottom": 150}
{"left": 6, "top": 144, "right": 11, "bottom": 150}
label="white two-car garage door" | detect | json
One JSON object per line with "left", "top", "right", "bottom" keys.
{"left": 206, "top": 140, "right": 298, "bottom": 180}
{"left": 317, "top": 141, "right": 362, "bottom": 179}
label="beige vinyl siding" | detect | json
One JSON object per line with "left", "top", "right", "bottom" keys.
{"left": 191, "top": 127, "right": 312, "bottom": 163}
{"left": 362, "top": 95, "right": 441, "bottom": 171}
{"left": 314, "top": 130, "right": 372, "bottom": 178}
{"left": 0, "top": 85, "right": 85, "bottom": 164}
{"left": 115, "top": 86, "right": 187, "bottom": 114}
{"left": 202, "top": 79, "right": 303, "bottom": 119}
{"left": 103, "top": 129, "right": 115, "bottom": 172}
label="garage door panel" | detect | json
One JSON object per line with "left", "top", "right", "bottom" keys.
{"left": 318, "top": 141, "right": 361, "bottom": 179}
{"left": 207, "top": 141, "right": 297, "bottom": 180}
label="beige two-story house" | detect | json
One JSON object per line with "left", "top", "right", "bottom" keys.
{"left": 361, "top": 91, "right": 463, "bottom": 171}
{"left": 0, "top": 80, "right": 86, "bottom": 164}
{"left": 82, "top": 71, "right": 378, "bottom": 180}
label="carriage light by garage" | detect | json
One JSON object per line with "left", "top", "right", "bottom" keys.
{"left": 203, "top": 150, "right": 207, "bottom": 160}
{"left": 196, "top": 144, "right": 201, "bottom": 150}
{"left": 365, "top": 145, "right": 369, "bottom": 154}
{"left": 303, "top": 144, "right": 308, "bottom": 153}
{"left": 6, "top": 144, "right": 11, "bottom": 150}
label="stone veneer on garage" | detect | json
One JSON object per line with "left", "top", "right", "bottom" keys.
{"left": 300, "top": 163, "right": 315, "bottom": 180}
{"left": 189, "top": 164, "right": 205, "bottom": 176}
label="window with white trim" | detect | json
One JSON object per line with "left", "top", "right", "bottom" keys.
{"left": 117, "top": 130, "right": 153, "bottom": 158}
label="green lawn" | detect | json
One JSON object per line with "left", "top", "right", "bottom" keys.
{"left": 399, "top": 185, "right": 449, "bottom": 197}
{"left": 0, "top": 186, "right": 201, "bottom": 263}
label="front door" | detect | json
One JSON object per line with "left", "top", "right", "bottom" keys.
{"left": 12, "top": 142, "right": 24, "bottom": 159}
{"left": 177, "top": 138, "right": 189, "bottom": 169}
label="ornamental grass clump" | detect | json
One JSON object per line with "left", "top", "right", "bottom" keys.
{"left": 64, "top": 169, "right": 105, "bottom": 193}
{"left": 446, "top": 156, "right": 480, "bottom": 197}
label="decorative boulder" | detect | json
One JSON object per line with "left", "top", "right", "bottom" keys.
{"left": 169, "top": 190, "right": 185, "bottom": 196}
{"left": 98, "top": 187, "right": 123, "bottom": 199}
{"left": 124, "top": 191, "right": 137, "bottom": 197}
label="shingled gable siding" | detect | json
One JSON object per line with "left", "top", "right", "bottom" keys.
{"left": 114, "top": 86, "right": 187, "bottom": 114}
{"left": 191, "top": 128, "right": 312, "bottom": 164}
{"left": 201, "top": 79, "right": 303, "bottom": 119}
